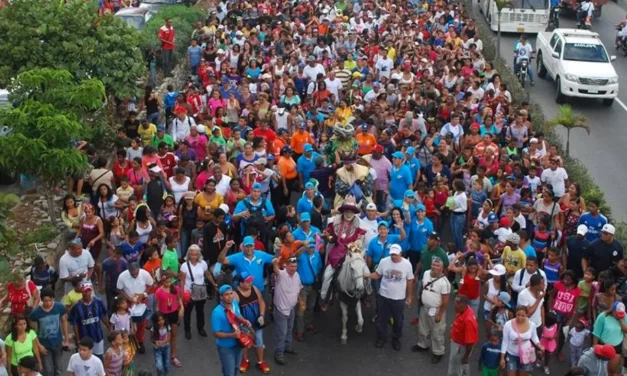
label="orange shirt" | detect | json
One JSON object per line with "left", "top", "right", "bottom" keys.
{"left": 356, "top": 133, "right": 377, "bottom": 155}
{"left": 279, "top": 241, "right": 304, "bottom": 268}
{"left": 290, "top": 131, "right": 314, "bottom": 154}
{"left": 278, "top": 156, "right": 298, "bottom": 180}
{"left": 272, "top": 138, "right": 286, "bottom": 158}
{"left": 143, "top": 258, "right": 162, "bottom": 281}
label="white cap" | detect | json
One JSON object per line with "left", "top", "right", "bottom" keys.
{"left": 488, "top": 264, "right": 506, "bottom": 276}
{"left": 196, "top": 125, "right": 206, "bottom": 134}
{"left": 366, "top": 203, "right": 377, "bottom": 210}
{"left": 577, "top": 224, "right": 589, "bottom": 236}
{"left": 217, "top": 49, "right": 226, "bottom": 54}
{"left": 530, "top": 137, "right": 539, "bottom": 143}
{"left": 235, "top": 31, "right": 243, "bottom": 36}
{"left": 389, "top": 244, "right": 402, "bottom": 255}
{"left": 149, "top": 166, "right": 162, "bottom": 173}
{"left": 602, "top": 224, "right": 616, "bottom": 235}
{"left": 218, "top": 203, "right": 230, "bottom": 214}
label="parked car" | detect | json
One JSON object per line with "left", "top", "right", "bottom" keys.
{"left": 115, "top": 7, "right": 155, "bottom": 30}
{"left": 139, "top": 0, "right": 194, "bottom": 12}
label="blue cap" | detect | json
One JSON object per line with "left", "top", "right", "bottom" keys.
{"left": 252, "top": 182, "right": 262, "bottom": 190}
{"left": 416, "top": 204, "right": 426, "bottom": 211}
{"left": 392, "top": 151, "right": 404, "bottom": 159}
{"left": 361, "top": 123, "right": 369, "bottom": 130}
{"left": 305, "top": 182, "right": 315, "bottom": 189}
{"left": 266, "top": 154, "right": 275, "bottom": 161}
{"left": 378, "top": 221, "right": 390, "bottom": 228}
{"left": 405, "top": 190, "right": 415, "bottom": 198}
{"left": 406, "top": 147, "right": 415, "bottom": 155}
{"left": 300, "top": 212, "right": 311, "bottom": 222}
{"left": 243, "top": 236, "right": 255, "bottom": 247}
{"left": 157, "top": 125, "right": 166, "bottom": 132}
{"left": 304, "top": 143, "right": 313, "bottom": 152}
{"left": 219, "top": 285, "right": 233, "bottom": 295}
{"left": 298, "top": 122, "right": 306, "bottom": 128}
{"left": 488, "top": 213, "right": 498, "bottom": 223}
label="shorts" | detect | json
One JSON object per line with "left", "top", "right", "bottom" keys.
{"left": 254, "top": 327, "right": 264, "bottom": 348}
{"left": 506, "top": 353, "right": 535, "bottom": 372}
{"left": 481, "top": 367, "right": 499, "bottom": 376}
{"left": 164, "top": 310, "right": 179, "bottom": 326}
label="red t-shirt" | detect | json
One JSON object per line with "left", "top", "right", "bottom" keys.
{"left": 252, "top": 128, "right": 277, "bottom": 149}
{"left": 450, "top": 307, "right": 479, "bottom": 345}
{"left": 159, "top": 152, "right": 177, "bottom": 178}
{"left": 552, "top": 281, "right": 581, "bottom": 315}
{"left": 158, "top": 26, "right": 175, "bottom": 51}
{"left": 7, "top": 281, "right": 36, "bottom": 315}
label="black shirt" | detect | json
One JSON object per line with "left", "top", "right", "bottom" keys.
{"left": 203, "top": 221, "right": 228, "bottom": 266}
{"left": 565, "top": 235, "right": 589, "bottom": 279}
{"left": 124, "top": 119, "right": 140, "bottom": 139}
{"left": 583, "top": 238, "right": 624, "bottom": 274}
{"left": 310, "top": 208, "right": 330, "bottom": 231}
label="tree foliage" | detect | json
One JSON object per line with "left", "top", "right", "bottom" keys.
{"left": 0, "top": 0, "right": 146, "bottom": 98}
{"left": 545, "top": 105, "right": 589, "bottom": 157}
{"left": 140, "top": 5, "right": 205, "bottom": 64}
{"left": 0, "top": 69, "right": 105, "bottom": 187}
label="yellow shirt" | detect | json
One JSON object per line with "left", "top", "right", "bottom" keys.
{"left": 116, "top": 186, "right": 135, "bottom": 204}
{"left": 138, "top": 123, "right": 157, "bottom": 146}
{"left": 62, "top": 290, "right": 83, "bottom": 307}
{"left": 501, "top": 246, "right": 527, "bottom": 276}
{"left": 387, "top": 47, "right": 396, "bottom": 60}
{"left": 344, "top": 60, "right": 357, "bottom": 71}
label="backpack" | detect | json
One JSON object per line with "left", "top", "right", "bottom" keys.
{"left": 244, "top": 198, "right": 267, "bottom": 231}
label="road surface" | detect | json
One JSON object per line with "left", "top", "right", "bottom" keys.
{"left": 476, "top": 0, "right": 627, "bottom": 220}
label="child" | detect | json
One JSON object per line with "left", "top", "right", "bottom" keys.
{"left": 519, "top": 230, "right": 536, "bottom": 258}
{"left": 478, "top": 329, "right": 502, "bottom": 376}
{"left": 104, "top": 331, "right": 125, "bottom": 376}
{"left": 116, "top": 177, "right": 134, "bottom": 208}
{"left": 62, "top": 280, "right": 83, "bottom": 314}
{"left": 161, "top": 235, "right": 180, "bottom": 281}
{"left": 152, "top": 312, "right": 172, "bottom": 376}
{"left": 568, "top": 317, "right": 590, "bottom": 366}
{"left": 487, "top": 291, "right": 513, "bottom": 334}
{"left": 142, "top": 247, "right": 162, "bottom": 281}
{"left": 110, "top": 298, "right": 132, "bottom": 333}
{"left": 540, "top": 311, "right": 558, "bottom": 375}
{"left": 29, "top": 255, "right": 57, "bottom": 290}
{"left": 108, "top": 217, "right": 126, "bottom": 250}
{"left": 121, "top": 330, "right": 136, "bottom": 376}
{"left": 470, "top": 180, "right": 487, "bottom": 221}
{"left": 167, "top": 216, "right": 180, "bottom": 240}
{"left": 190, "top": 219, "right": 205, "bottom": 247}
{"left": 120, "top": 230, "right": 143, "bottom": 264}
{"left": 424, "top": 188, "right": 438, "bottom": 226}
{"left": 577, "top": 267, "right": 596, "bottom": 320}
{"left": 446, "top": 242, "right": 458, "bottom": 291}
{"left": 68, "top": 337, "right": 105, "bottom": 376}
{"left": 160, "top": 195, "right": 177, "bottom": 222}
{"left": 543, "top": 248, "right": 563, "bottom": 293}
{"left": 578, "top": 344, "right": 615, "bottom": 376}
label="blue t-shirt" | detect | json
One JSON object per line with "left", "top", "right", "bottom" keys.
{"left": 297, "top": 251, "right": 323, "bottom": 285}
{"left": 101, "top": 257, "right": 128, "bottom": 291}
{"left": 409, "top": 218, "right": 434, "bottom": 252}
{"left": 163, "top": 91, "right": 179, "bottom": 110}
{"left": 187, "top": 45, "right": 203, "bottom": 66}
{"left": 29, "top": 302, "right": 67, "bottom": 348}
{"left": 296, "top": 152, "right": 321, "bottom": 183}
{"left": 578, "top": 212, "right": 608, "bottom": 243}
{"left": 226, "top": 251, "right": 274, "bottom": 292}
{"left": 480, "top": 341, "right": 502, "bottom": 369}
{"left": 296, "top": 196, "right": 314, "bottom": 215}
{"left": 120, "top": 241, "right": 143, "bottom": 263}
{"left": 389, "top": 165, "right": 413, "bottom": 201}
{"left": 523, "top": 244, "right": 537, "bottom": 258}
{"left": 405, "top": 158, "right": 421, "bottom": 183}
{"left": 69, "top": 298, "right": 107, "bottom": 344}
{"left": 211, "top": 301, "right": 242, "bottom": 348}
{"left": 366, "top": 234, "right": 401, "bottom": 265}
{"left": 292, "top": 226, "right": 321, "bottom": 243}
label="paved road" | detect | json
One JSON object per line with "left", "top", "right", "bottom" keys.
{"left": 476, "top": 0, "right": 627, "bottom": 220}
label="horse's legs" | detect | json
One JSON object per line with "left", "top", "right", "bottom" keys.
{"left": 340, "top": 300, "right": 348, "bottom": 345}
{"left": 355, "top": 300, "right": 364, "bottom": 333}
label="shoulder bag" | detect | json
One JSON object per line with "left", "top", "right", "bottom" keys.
{"left": 513, "top": 319, "right": 536, "bottom": 365}
{"left": 187, "top": 261, "right": 208, "bottom": 302}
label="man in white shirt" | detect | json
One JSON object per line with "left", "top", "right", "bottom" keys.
{"left": 414, "top": 257, "right": 451, "bottom": 363}
{"left": 367, "top": 244, "right": 414, "bottom": 351}
{"left": 517, "top": 274, "right": 545, "bottom": 329}
{"left": 58, "top": 239, "right": 95, "bottom": 295}
{"left": 375, "top": 51, "right": 393, "bottom": 80}
{"left": 272, "top": 258, "right": 302, "bottom": 365}
{"left": 324, "top": 71, "right": 343, "bottom": 104}
{"left": 116, "top": 262, "right": 154, "bottom": 353}
{"left": 302, "top": 56, "right": 326, "bottom": 82}
{"left": 67, "top": 337, "right": 105, "bottom": 376}
{"left": 360, "top": 203, "right": 380, "bottom": 248}
{"left": 541, "top": 157, "right": 568, "bottom": 197}
{"left": 172, "top": 109, "right": 196, "bottom": 143}
{"left": 512, "top": 257, "right": 547, "bottom": 296}
{"left": 514, "top": 35, "right": 535, "bottom": 85}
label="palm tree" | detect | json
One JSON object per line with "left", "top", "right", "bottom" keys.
{"left": 494, "top": 0, "right": 513, "bottom": 60}
{"left": 545, "top": 105, "right": 590, "bottom": 158}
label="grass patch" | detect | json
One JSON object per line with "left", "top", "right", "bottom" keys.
{"left": 22, "top": 225, "right": 57, "bottom": 245}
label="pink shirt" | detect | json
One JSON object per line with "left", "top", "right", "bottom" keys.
{"left": 186, "top": 134, "right": 208, "bottom": 161}
{"left": 552, "top": 281, "right": 581, "bottom": 315}
{"left": 369, "top": 156, "right": 392, "bottom": 191}
{"left": 155, "top": 286, "right": 182, "bottom": 314}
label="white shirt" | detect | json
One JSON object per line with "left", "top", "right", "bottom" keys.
{"left": 420, "top": 270, "right": 451, "bottom": 308}
{"left": 376, "top": 256, "right": 414, "bottom": 300}
{"left": 116, "top": 269, "right": 154, "bottom": 297}
{"left": 453, "top": 191, "right": 468, "bottom": 213}
{"left": 512, "top": 267, "right": 547, "bottom": 293}
{"left": 215, "top": 175, "right": 232, "bottom": 196}
{"left": 59, "top": 250, "right": 95, "bottom": 295}
{"left": 168, "top": 176, "right": 190, "bottom": 204}
{"left": 303, "top": 64, "right": 326, "bottom": 81}
{"left": 324, "top": 78, "right": 343, "bottom": 103}
{"left": 181, "top": 260, "right": 208, "bottom": 292}
{"left": 517, "top": 288, "right": 544, "bottom": 327}
{"left": 375, "top": 57, "right": 393, "bottom": 79}
{"left": 501, "top": 319, "right": 539, "bottom": 356}
{"left": 540, "top": 167, "right": 568, "bottom": 197}
{"left": 360, "top": 217, "right": 379, "bottom": 249}
{"left": 494, "top": 227, "right": 513, "bottom": 243}
{"left": 67, "top": 353, "right": 105, "bottom": 376}
{"left": 172, "top": 116, "right": 196, "bottom": 142}
{"left": 514, "top": 42, "right": 534, "bottom": 64}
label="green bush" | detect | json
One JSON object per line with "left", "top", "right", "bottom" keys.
{"left": 467, "top": 1, "right": 626, "bottom": 244}
{"left": 22, "top": 225, "right": 57, "bottom": 246}
{"left": 140, "top": 5, "right": 205, "bottom": 66}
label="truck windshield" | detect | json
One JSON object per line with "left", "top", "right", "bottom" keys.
{"left": 510, "top": 0, "right": 549, "bottom": 9}
{"left": 563, "top": 43, "right": 609, "bottom": 63}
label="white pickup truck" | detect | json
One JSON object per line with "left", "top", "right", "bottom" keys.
{"left": 536, "top": 28, "right": 619, "bottom": 106}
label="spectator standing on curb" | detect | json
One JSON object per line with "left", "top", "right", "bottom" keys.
{"left": 158, "top": 18, "right": 175, "bottom": 77}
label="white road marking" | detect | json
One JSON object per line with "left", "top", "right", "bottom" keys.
{"left": 616, "top": 97, "right": 627, "bottom": 113}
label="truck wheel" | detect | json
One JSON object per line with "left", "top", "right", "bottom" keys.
{"left": 555, "top": 77, "right": 566, "bottom": 104}
{"left": 537, "top": 53, "right": 547, "bottom": 78}
{"left": 603, "top": 98, "right": 614, "bottom": 106}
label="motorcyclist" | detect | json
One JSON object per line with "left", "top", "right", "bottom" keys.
{"left": 615, "top": 15, "right": 627, "bottom": 47}
{"left": 577, "top": 0, "right": 594, "bottom": 26}
{"left": 513, "top": 34, "right": 535, "bottom": 86}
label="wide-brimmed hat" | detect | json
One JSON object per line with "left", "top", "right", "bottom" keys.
{"left": 338, "top": 197, "right": 361, "bottom": 214}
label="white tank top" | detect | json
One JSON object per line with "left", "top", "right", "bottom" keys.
{"left": 483, "top": 278, "right": 500, "bottom": 311}
{"left": 168, "top": 176, "right": 190, "bottom": 205}
{"left": 275, "top": 111, "right": 289, "bottom": 131}
{"left": 135, "top": 221, "right": 153, "bottom": 244}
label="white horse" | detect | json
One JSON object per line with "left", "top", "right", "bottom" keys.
{"left": 335, "top": 245, "right": 370, "bottom": 344}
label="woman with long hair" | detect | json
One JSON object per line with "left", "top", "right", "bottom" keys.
{"left": 61, "top": 194, "right": 84, "bottom": 233}
{"left": 128, "top": 204, "right": 156, "bottom": 245}
{"left": 4, "top": 316, "right": 41, "bottom": 376}
{"left": 180, "top": 245, "right": 217, "bottom": 340}
{"left": 76, "top": 203, "right": 105, "bottom": 280}
{"left": 500, "top": 305, "right": 544, "bottom": 376}
{"left": 195, "top": 179, "right": 224, "bottom": 222}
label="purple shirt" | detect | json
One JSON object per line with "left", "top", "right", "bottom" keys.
{"left": 370, "top": 156, "right": 392, "bottom": 191}
{"left": 499, "top": 192, "right": 521, "bottom": 216}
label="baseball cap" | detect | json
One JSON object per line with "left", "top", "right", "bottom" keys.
{"left": 392, "top": 151, "right": 404, "bottom": 159}
{"left": 239, "top": 272, "right": 254, "bottom": 284}
{"left": 149, "top": 165, "right": 162, "bottom": 174}
{"left": 428, "top": 232, "right": 440, "bottom": 241}
{"left": 366, "top": 203, "right": 377, "bottom": 210}
{"left": 488, "top": 213, "right": 498, "bottom": 223}
{"left": 300, "top": 212, "right": 311, "bottom": 222}
{"left": 602, "top": 224, "right": 616, "bottom": 235}
{"left": 242, "top": 236, "right": 255, "bottom": 247}
{"left": 80, "top": 281, "right": 94, "bottom": 293}
{"left": 489, "top": 264, "right": 506, "bottom": 276}
{"left": 613, "top": 301, "right": 626, "bottom": 318}
{"left": 305, "top": 182, "right": 315, "bottom": 190}
{"left": 255, "top": 158, "right": 267, "bottom": 166}
{"left": 251, "top": 182, "right": 262, "bottom": 190}
{"left": 416, "top": 204, "right": 426, "bottom": 212}
{"left": 219, "top": 284, "right": 233, "bottom": 295}
{"left": 389, "top": 244, "right": 402, "bottom": 255}
{"left": 577, "top": 224, "right": 589, "bottom": 236}
{"left": 304, "top": 143, "right": 313, "bottom": 152}
{"left": 499, "top": 217, "right": 510, "bottom": 227}
{"left": 404, "top": 189, "right": 415, "bottom": 198}
{"left": 506, "top": 233, "right": 520, "bottom": 245}
{"left": 594, "top": 344, "right": 617, "bottom": 360}
{"left": 373, "top": 145, "right": 384, "bottom": 153}
{"left": 497, "top": 291, "right": 511, "bottom": 308}
{"left": 406, "top": 147, "right": 415, "bottom": 155}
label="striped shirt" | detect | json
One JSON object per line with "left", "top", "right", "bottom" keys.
{"left": 69, "top": 298, "right": 107, "bottom": 343}
{"left": 333, "top": 68, "right": 352, "bottom": 88}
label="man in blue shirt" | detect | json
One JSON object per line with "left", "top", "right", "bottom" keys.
{"left": 69, "top": 282, "right": 109, "bottom": 358}
{"left": 408, "top": 204, "right": 434, "bottom": 272}
{"left": 404, "top": 147, "right": 421, "bottom": 188}
{"left": 219, "top": 236, "right": 275, "bottom": 292}
{"left": 578, "top": 199, "right": 608, "bottom": 242}
{"left": 297, "top": 143, "right": 320, "bottom": 187}
{"left": 233, "top": 183, "right": 276, "bottom": 241}
{"left": 296, "top": 183, "right": 318, "bottom": 215}
{"left": 211, "top": 285, "right": 249, "bottom": 376}
{"left": 295, "top": 242, "right": 323, "bottom": 340}
{"left": 30, "top": 288, "right": 70, "bottom": 376}
{"left": 292, "top": 213, "right": 321, "bottom": 242}
{"left": 366, "top": 222, "right": 402, "bottom": 269}
{"left": 389, "top": 151, "right": 413, "bottom": 202}
{"left": 187, "top": 39, "right": 203, "bottom": 75}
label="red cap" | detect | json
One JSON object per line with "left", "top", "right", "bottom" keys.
{"left": 594, "top": 344, "right": 616, "bottom": 360}
{"left": 174, "top": 107, "right": 188, "bottom": 115}
{"left": 470, "top": 122, "right": 481, "bottom": 129}
{"left": 499, "top": 217, "right": 510, "bottom": 227}
{"left": 373, "top": 145, "right": 384, "bottom": 152}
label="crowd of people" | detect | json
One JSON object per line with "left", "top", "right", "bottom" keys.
{"left": 0, "top": 0, "right": 625, "bottom": 375}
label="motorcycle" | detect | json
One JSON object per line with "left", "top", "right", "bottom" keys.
{"left": 517, "top": 57, "right": 533, "bottom": 88}
{"left": 576, "top": 3, "right": 593, "bottom": 29}
{"left": 547, "top": 5, "right": 560, "bottom": 30}
{"left": 616, "top": 25, "right": 627, "bottom": 56}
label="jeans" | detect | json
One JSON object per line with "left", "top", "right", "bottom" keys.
{"left": 296, "top": 285, "right": 317, "bottom": 334}
{"left": 450, "top": 213, "right": 466, "bottom": 251}
{"left": 376, "top": 294, "right": 405, "bottom": 342}
{"left": 468, "top": 298, "right": 480, "bottom": 317}
{"left": 514, "top": 60, "right": 534, "bottom": 82}
{"left": 184, "top": 300, "right": 205, "bottom": 332}
{"left": 154, "top": 344, "right": 171, "bottom": 376}
{"left": 162, "top": 49, "right": 173, "bottom": 76}
{"left": 273, "top": 306, "right": 295, "bottom": 356}
{"left": 42, "top": 343, "right": 63, "bottom": 376}
{"left": 179, "top": 229, "right": 192, "bottom": 259}
{"left": 217, "top": 346, "right": 243, "bottom": 376}
{"left": 147, "top": 111, "right": 160, "bottom": 126}
{"left": 375, "top": 190, "right": 386, "bottom": 212}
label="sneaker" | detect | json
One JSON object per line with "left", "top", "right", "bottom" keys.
{"left": 544, "top": 367, "right": 550, "bottom": 375}
{"left": 171, "top": 358, "right": 182, "bottom": 368}
{"left": 239, "top": 359, "right": 250, "bottom": 373}
{"left": 256, "top": 361, "right": 271, "bottom": 374}
{"left": 274, "top": 354, "right": 286, "bottom": 366}
{"left": 531, "top": 81, "right": 535, "bottom": 86}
